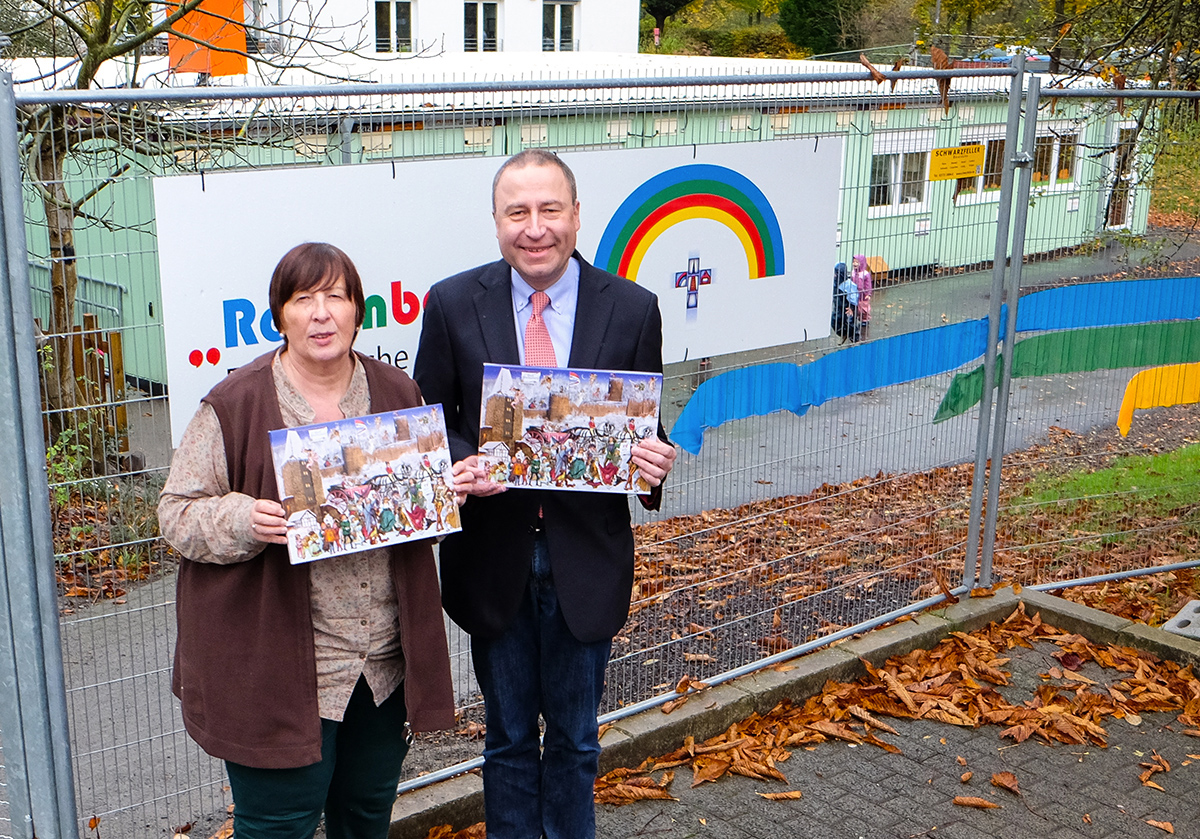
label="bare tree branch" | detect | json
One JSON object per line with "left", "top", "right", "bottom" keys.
{"left": 73, "top": 163, "right": 133, "bottom": 211}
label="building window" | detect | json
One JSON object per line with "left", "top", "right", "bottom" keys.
{"left": 375, "top": 1, "right": 412, "bottom": 52}
{"left": 1108, "top": 125, "right": 1138, "bottom": 228}
{"left": 542, "top": 2, "right": 574, "bottom": 51}
{"left": 867, "top": 131, "right": 932, "bottom": 216}
{"left": 956, "top": 136, "right": 1005, "bottom": 199}
{"left": 465, "top": 2, "right": 498, "bottom": 51}
{"left": 606, "top": 119, "right": 630, "bottom": 140}
{"left": 520, "top": 123, "right": 549, "bottom": 145}
{"left": 869, "top": 152, "right": 927, "bottom": 209}
{"left": 653, "top": 116, "right": 678, "bottom": 136}
{"left": 1032, "top": 131, "right": 1078, "bottom": 187}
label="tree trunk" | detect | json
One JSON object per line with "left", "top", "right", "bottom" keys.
{"left": 36, "top": 140, "right": 82, "bottom": 417}
{"left": 29, "top": 112, "right": 103, "bottom": 469}
{"left": 1049, "top": 0, "right": 1065, "bottom": 73}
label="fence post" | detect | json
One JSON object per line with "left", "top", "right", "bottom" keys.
{"left": 962, "top": 55, "right": 1026, "bottom": 588}
{"left": 0, "top": 70, "right": 80, "bottom": 839}
{"left": 978, "top": 76, "right": 1041, "bottom": 587}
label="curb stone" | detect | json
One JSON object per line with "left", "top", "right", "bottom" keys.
{"left": 386, "top": 589, "right": 1192, "bottom": 838}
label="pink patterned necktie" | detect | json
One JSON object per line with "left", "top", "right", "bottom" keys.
{"left": 524, "top": 291, "right": 557, "bottom": 366}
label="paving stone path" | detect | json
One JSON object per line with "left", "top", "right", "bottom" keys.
{"left": 595, "top": 637, "right": 1200, "bottom": 839}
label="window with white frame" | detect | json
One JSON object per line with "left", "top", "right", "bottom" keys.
{"left": 543, "top": 2, "right": 575, "bottom": 51}
{"left": 375, "top": 0, "right": 412, "bottom": 52}
{"left": 868, "top": 131, "right": 932, "bottom": 216}
{"left": 464, "top": 2, "right": 498, "bottom": 51}
{"left": 1107, "top": 123, "right": 1139, "bottom": 228}
{"left": 1032, "top": 126, "right": 1079, "bottom": 188}
{"left": 955, "top": 129, "right": 1006, "bottom": 200}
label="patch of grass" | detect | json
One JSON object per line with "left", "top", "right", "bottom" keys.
{"left": 1024, "top": 442, "right": 1200, "bottom": 522}
{"left": 1149, "top": 109, "right": 1200, "bottom": 225}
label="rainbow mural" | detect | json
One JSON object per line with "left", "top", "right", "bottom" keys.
{"left": 594, "top": 164, "right": 785, "bottom": 282}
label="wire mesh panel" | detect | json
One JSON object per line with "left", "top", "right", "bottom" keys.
{"left": 0, "top": 735, "right": 11, "bottom": 839}
{"left": 24, "top": 65, "right": 1185, "bottom": 830}
{"left": 619, "top": 87, "right": 1018, "bottom": 713}
{"left": 986, "top": 91, "right": 1200, "bottom": 599}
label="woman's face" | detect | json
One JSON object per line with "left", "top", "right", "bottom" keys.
{"left": 279, "top": 275, "right": 358, "bottom": 368}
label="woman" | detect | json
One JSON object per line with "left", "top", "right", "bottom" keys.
{"left": 159, "top": 242, "right": 471, "bottom": 839}
{"left": 851, "top": 254, "right": 873, "bottom": 341}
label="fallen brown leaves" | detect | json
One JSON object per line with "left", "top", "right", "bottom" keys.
{"left": 1140, "top": 750, "right": 1171, "bottom": 791}
{"left": 628, "top": 466, "right": 976, "bottom": 683}
{"left": 990, "top": 772, "right": 1020, "bottom": 795}
{"left": 593, "top": 771, "right": 678, "bottom": 805}
{"left": 422, "top": 823, "right": 486, "bottom": 839}
{"left": 953, "top": 795, "right": 1001, "bottom": 809}
{"left": 457, "top": 721, "right": 485, "bottom": 740}
{"left": 661, "top": 674, "right": 711, "bottom": 714}
{"left": 205, "top": 805, "right": 234, "bottom": 839}
{"left": 629, "top": 414, "right": 1200, "bottom": 687}
{"left": 596, "top": 606, "right": 1200, "bottom": 811}
{"left": 53, "top": 478, "right": 164, "bottom": 607}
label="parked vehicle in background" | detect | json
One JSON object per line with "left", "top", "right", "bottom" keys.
{"left": 955, "top": 46, "right": 1052, "bottom": 72}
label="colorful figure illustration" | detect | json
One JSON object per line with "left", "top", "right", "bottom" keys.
{"left": 269, "top": 406, "right": 461, "bottom": 564}
{"left": 476, "top": 363, "right": 663, "bottom": 495}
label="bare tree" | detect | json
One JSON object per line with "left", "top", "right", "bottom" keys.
{"left": 9, "top": 0, "right": 438, "bottom": 437}
{"left": 1054, "top": 0, "right": 1199, "bottom": 87}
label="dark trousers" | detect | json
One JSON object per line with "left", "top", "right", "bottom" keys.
{"left": 472, "top": 534, "right": 612, "bottom": 839}
{"left": 225, "top": 676, "right": 410, "bottom": 839}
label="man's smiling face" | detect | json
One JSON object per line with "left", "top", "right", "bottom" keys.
{"left": 493, "top": 161, "right": 581, "bottom": 291}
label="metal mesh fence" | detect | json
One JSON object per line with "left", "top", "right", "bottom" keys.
{"left": 988, "top": 94, "right": 1200, "bottom": 596}
{"left": 5, "top": 66, "right": 1199, "bottom": 836}
{"left": 0, "top": 738, "right": 10, "bottom": 839}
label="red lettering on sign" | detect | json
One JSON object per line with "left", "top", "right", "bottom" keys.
{"left": 391, "top": 281, "right": 421, "bottom": 326}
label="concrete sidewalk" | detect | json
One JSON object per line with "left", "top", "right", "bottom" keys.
{"left": 389, "top": 588, "right": 1200, "bottom": 839}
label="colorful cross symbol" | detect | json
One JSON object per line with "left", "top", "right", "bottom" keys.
{"left": 674, "top": 256, "right": 712, "bottom": 311}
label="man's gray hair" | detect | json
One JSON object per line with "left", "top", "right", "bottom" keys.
{"left": 491, "top": 150, "right": 578, "bottom": 211}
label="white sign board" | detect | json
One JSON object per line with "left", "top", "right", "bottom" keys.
{"left": 155, "top": 139, "right": 842, "bottom": 445}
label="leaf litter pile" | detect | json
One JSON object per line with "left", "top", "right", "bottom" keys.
{"left": 597, "top": 605, "right": 1199, "bottom": 805}
{"left": 604, "top": 405, "right": 1200, "bottom": 710}
{"left": 53, "top": 473, "right": 166, "bottom": 610}
{"left": 426, "top": 604, "right": 1197, "bottom": 837}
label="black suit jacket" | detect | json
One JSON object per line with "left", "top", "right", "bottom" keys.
{"left": 414, "top": 254, "right": 666, "bottom": 643}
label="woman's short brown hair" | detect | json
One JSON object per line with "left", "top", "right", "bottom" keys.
{"left": 268, "top": 243, "right": 366, "bottom": 342}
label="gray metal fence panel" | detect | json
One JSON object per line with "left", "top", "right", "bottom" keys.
{"left": 5, "top": 65, "right": 1197, "bottom": 836}
{"left": 984, "top": 85, "right": 1200, "bottom": 597}
{"left": 0, "top": 69, "right": 79, "bottom": 839}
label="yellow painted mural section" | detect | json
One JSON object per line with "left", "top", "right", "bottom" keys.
{"left": 1117, "top": 362, "right": 1200, "bottom": 436}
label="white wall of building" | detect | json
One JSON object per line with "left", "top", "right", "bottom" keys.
{"left": 579, "top": 0, "right": 639, "bottom": 52}
{"left": 415, "top": 1, "right": 463, "bottom": 53}
{"left": 301, "top": 0, "right": 639, "bottom": 56}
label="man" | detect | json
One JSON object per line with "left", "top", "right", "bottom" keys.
{"left": 414, "top": 149, "right": 676, "bottom": 839}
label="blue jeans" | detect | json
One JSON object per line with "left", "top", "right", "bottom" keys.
{"left": 472, "top": 534, "right": 612, "bottom": 839}
{"left": 225, "top": 677, "right": 410, "bottom": 839}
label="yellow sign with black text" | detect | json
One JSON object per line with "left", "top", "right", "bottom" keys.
{"left": 929, "top": 144, "right": 985, "bottom": 181}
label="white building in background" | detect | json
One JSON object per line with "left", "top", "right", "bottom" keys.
{"left": 259, "top": 0, "right": 640, "bottom": 57}
{"left": 5, "top": 0, "right": 641, "bottom": 86}
{"left": 364, "top": 0, "right": 639, "bottom": 54}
